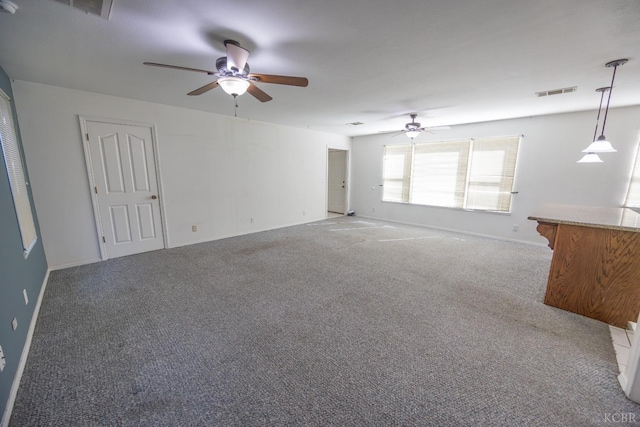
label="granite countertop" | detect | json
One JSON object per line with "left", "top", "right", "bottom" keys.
{"left": 528, "top": 204, "right": 640, "bottom": 232}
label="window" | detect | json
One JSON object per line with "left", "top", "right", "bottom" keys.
{"left": 625, "top": 141, "right": 640, "bottom": 208}
{"left": 412, "top": 139, "right": 471, "bottom": 208}
{"left": 0, "top": 89, "right": 38, "bottom": 257}
{"left": 382, "top": 135, "right": 521, "bottom": 213}
{"left": 466, "top": 136, "right": 520, "bottom": 212}
{"left": 382, "top": 144, "right": 412, "bottom": 203}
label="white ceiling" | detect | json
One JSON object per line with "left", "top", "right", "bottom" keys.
{"left": 0, "top": 0, "right": 639, "bottom": 137}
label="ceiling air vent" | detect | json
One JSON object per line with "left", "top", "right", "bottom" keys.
{"left": 346, "top": 122, "right": 364, "bottom": 126}
{"left": 52, "top": 0, "right": 113, "bottom": 19}
{"left": 535, "top": 86, "right": 577, "bottom": 97}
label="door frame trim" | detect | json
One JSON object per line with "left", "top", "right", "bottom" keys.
{"left": 78, "top": 115, "right": 168, "bottom": 260}
{"left": 326, "top": 147, "right": 349, "bottom": 216}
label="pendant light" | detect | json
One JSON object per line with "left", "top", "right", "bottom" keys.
{"left": 578, "top": 87, "right": 609, "bottom": 163}
{"left": 577, "top": 153, "right": 604, "bottom": 163}
{"left": 580, "top": 59, "right": 628, "bottom": 161}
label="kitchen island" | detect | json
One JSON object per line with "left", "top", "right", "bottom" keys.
{"left": 529, "top": 204, "right": 640, "bottom": 327}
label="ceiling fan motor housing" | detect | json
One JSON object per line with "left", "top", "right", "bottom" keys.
{"left": 216, "top": 57, "right": 250, "bottom": 78}
{"left": 406, "top": 114, "right": 420, "bottom": 130}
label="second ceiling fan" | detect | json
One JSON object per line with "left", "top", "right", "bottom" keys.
{"left": 394, "top": 114, "right": 451, "bottom": 140}
{"left": 144, "top": 40, "right": 308, "bottom": 102}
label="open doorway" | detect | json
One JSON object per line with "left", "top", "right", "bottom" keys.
{"left": 327, "top": 149, "right": 348, "bottom": 216}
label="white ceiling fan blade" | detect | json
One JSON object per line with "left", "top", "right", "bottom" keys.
{"left": 225, "top": 40, "right": 250, "bottom": 73}
{"left": 421, "top": 126, "right": 452, "bottom": 131}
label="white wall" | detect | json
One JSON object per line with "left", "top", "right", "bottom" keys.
{"left": 351, "top": 107, "right": 640, "bottom": 245}
{"left": 12, "top": 81, "right": 350, "bottom": 268}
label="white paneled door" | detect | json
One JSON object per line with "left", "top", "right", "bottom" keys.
{"left": 328, "top": 149, "right": 347, "bottom": 214}
{"left": 86, "top": 121, "right": 164, "bottom": 259}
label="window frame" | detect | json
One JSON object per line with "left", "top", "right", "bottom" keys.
{"left": 0, "top": 88, "right": 38, "bottom": 258}
{"left": 624, "top": 138, "right": 640, "bottom": 208}
{"left": 381, "top": 135, "right": 521, "bottom": 214}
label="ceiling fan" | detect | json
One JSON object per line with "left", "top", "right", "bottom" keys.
{"left": 393, "top": 114, "right": 451, "bottom": 139}
{"left": 144, "top": 40, "right": 308, "bottom": 102}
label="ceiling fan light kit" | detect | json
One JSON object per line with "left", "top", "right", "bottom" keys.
{"left": 218, "top": 77, "right": 250, "bottom": 96}
{"left": 144, "top": 39, "right": 308, "bottom": 104}
{"left": 578, "top": 59, "right": 627, "bottom": 163}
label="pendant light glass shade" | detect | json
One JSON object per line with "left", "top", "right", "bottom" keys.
{"left": 217, "top": 77, "right": 250, "bottom": 96}
{"left": 577, "top": 153, "right": 604, "bottom": 163}
{"left": 582, "top": 135, "right": 617, "bottom": 153}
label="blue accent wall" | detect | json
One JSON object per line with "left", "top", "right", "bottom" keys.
{"left": 0, "top": 65, "right": 48, "bottom": 420}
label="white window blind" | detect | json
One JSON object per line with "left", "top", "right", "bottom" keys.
{"left": 0, "top": 89, "right": 38, "bottom": 257}
{"left": 381, "top": 135, "right": 521, "bottom": 213}
{"left": 412, "top": 140, "right": 471, "bottom": 208}
{"left": 466, "top": 136, "right": 520, "bottom": 212}
{"left": 625, "top": 142, "right": 640, "bottom": 208}
{"left": 382, "top": 144, "right": 412, "bottom": 202}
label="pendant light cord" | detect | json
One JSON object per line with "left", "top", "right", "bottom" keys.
{"left": 600, "top": 65, "right": 618, "bottom": 137}
{"left": 592, "top": 89, "right": 607, "bottom": 141}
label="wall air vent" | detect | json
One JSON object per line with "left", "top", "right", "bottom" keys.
{"left": 52, "top": 0, "right": 113, "bottom": 19}
{"left": 535, "top": 86, "right": 577, "bottom": 97}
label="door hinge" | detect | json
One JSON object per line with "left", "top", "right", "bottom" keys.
{"left": 94, "top": 186, "right": 98, "bottom": 194}
{"left": 86, "top": 133, "right": 89, "bottom": 141}
{"left": 102, "top": 236, "right": 106, "bottom": 243}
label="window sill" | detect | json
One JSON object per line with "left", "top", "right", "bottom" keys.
{"left": 381, "top": 200, "right": 511, "bottom": 216}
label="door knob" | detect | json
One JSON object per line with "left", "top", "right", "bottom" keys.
{"left": 151, "top": 195, "right": 157, "bottom": 199}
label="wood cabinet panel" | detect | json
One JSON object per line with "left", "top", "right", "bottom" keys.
{"left": 544, "top": 223, "right": 640, "bottom": 327}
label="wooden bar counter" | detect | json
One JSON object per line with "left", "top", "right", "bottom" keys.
{"left": 529, "top": 205, "right": 640, "bottom": 327}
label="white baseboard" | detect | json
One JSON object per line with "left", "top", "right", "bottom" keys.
{"left": 354, "top": 215, "right": 548, "bottom": 248}
{"left": 50, "top": 258, "right": 102, "bottom": 271}
{"left": 619, "top": 372, "right": 629, "bottom": 391}
{"left": 1, "top": 268, "right": 50, "bottom": 427}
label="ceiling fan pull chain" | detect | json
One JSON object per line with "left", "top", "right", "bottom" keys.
{"left": 234, "top": 94, "right": 238, "bottom": 117}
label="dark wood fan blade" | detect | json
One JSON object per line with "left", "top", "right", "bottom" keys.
{"left": 247, "top": 83, "right": 273, "bottom": 102}
{"left": 248, "top": 73, "right": 308, "bottom": 87}
{"left": 144, "top": 62, "right": 215, "bottom": 75}
{"left": 187, "top": 81, "right": 219, "bottom": 96}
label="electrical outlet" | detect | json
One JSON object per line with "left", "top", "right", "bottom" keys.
{"left": 513, "top": 224, "right": 519, "bottom": 232}
{"left": 302, "top": 210, "right": 306, "bottom": 216}
{"left": 372, "top": 207, "right": 376, "bottom": 212}
{"left": 192, "top": 225, "right": 197, "bottom": 232}
{"left": 0, "top": 345, "right": 5, "bottom": 372}
{"left": 23, "top": 289, "right": 28, "bottom": 305}
{"left": 250, "top": 217, "right": 254, "bottom": 223}
{"left": 11, "top": 318, "right": 17, "bottom": 331}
